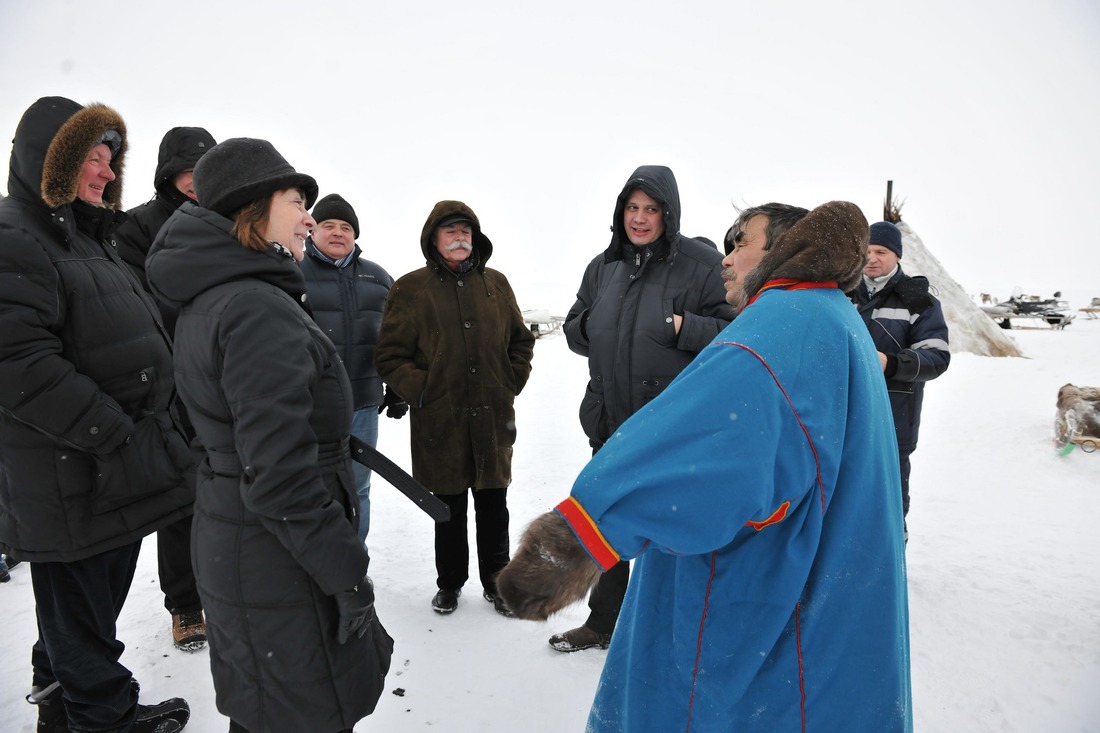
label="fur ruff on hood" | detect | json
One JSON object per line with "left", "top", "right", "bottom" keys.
{"left": 738, "top": 200, "right": 868, "bottom": 311}
{"left": 41, "top": 103, "right": 127, "bottom": 210}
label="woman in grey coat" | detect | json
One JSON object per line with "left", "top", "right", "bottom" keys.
{"left": 147, "top": 138, "right": 392, "bottom": 733}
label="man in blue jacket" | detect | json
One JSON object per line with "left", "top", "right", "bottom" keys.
{"left": 499, "top": 201, "right": 913, "bottom": 732}
{"left": 851, "top": 221, "right": 950, "bottom": 539}
{"left": 300, "top": 193, "right": 403, "bottom": 546}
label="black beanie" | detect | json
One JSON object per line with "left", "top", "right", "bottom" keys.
{"left": 311, "top": 193, "right": 359, "bottom": 238}
{"left": 193, "top": 137, "right": 318, "bottom": 218}
{"left": 869, "top": 221, "right": 903, "bottom": 258}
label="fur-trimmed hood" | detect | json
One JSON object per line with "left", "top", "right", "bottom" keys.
{"left": 6, "top": 96, "right": 126, "bottom": 211}
{"left": 739, "top": 200, "right": 868, "bottom": 310}
{"left": 419, "top": 199, "right": 493, "bottom": 272}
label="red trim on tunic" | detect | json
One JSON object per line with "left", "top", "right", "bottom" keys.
{"left": 746, "top": 279, "right": 838, "bottom": 307}
{"left": 746, "top": 500, "right": 791, "bottom": 531}
{"left": 685, "top": 551, "right": 718, "bottom": 733}
{"left": 555, "top": 497, "right": 620, "bottom": 570}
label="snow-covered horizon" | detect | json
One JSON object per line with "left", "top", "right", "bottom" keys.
{"left": 3, "top": 311, "right": 1099, "bottom": 732}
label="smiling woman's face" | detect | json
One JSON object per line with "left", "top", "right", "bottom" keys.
{"left": 77, "top": 143, "right": 115, "bottom": 204}
{"left": 260, "top": 188, "right": 316, "bottom": 261}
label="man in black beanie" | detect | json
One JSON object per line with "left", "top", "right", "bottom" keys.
{"left": 850, "top": 220, "right": 950, "bottom": 542}
{"left": 113, "top": 125, "right": 216, "bottom": 654}
{"left": 299, "top": 193, "right": 402, "bottom": 548}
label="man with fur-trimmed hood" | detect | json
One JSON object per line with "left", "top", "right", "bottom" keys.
{"left": 0, "top": 97, "right": 193, "bottom": 732}
{"left": 375, "top": 201, "right": 535, "bottom": 616}
{"left": 499, "top": 201, "right": 913, "bottom": 731}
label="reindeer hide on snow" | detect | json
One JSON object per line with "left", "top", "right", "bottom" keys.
{"left": 1054, "top": 383, "right": 1100, "bottom": 448}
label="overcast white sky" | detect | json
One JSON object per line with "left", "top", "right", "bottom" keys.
{"left": 3, "top": 0, "right": 1098, "bottom": 310}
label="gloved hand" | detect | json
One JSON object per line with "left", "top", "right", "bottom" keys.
{"left": 378, "top": 389, "right": 409, "bottom": 419}
{"left": 334, "top": 575, "right": 375, "bottom": 645}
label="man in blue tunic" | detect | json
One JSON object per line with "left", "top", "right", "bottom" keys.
{"left": 500, "top": 201, "right": 913, "bottom": 732}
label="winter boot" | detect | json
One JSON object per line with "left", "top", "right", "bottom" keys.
{"left": 171, "top": 610, "right": 207, "bottom": 652}
{"left": 27, "top": 682, "right": 68, "bottom": 733}
{"left": 483, "top": 591, "right": 516, "bottom": 618}
{"left": 548, "top": 625, "right": 612, "bottom": 653}
{"left": 132, "top": 696, "right": 190, "bottom": 733}
{"left": 431, "top": 588, "right": 460, "bottom": 614}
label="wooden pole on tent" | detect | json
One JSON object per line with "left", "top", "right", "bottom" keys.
{"left": 884, "top": 180, "right": 893, "bottom": 221}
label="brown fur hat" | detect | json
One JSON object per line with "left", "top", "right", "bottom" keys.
{"left": 497, "top": 511, "right": 602, "bottom": 621}
{"left": 738, "top": 200, "right": 868, "bottom": 310}
{"left": 41, "top": 103, "right": 127, "bottom": 209}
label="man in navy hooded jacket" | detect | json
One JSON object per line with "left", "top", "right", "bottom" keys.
{"left": 851, "top": 220, "right": 950, "bottom": 537}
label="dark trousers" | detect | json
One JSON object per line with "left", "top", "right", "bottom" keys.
{"left": 581, "top": 441, "right": 629, "bottom": 635}
{"left": 434, "top": 488, "right": 510, "bottom": 595}
{"left": 585, "top": 560, "right": 630, "bottom": 635}
{"left": 31, "top": 540, "right": 143, "bottom": 732}
{"left": 899, "top": 445, "right": 914, "bottom": 517}
{"left": 158, "top": 513, "right": 201, "bottom": 614}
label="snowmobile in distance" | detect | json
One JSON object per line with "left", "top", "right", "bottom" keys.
{"left": 981, "top": 289, "right": 1075, "bottom": 329}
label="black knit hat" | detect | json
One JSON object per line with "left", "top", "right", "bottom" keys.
{"left": 869, "top": 221, "right": 903, "bottom": 258}
{"left": 193, "top": 137, "right": 317, "bottom": 218}
{"left": 311, "top": 193, "right": 359, "bottom": 238}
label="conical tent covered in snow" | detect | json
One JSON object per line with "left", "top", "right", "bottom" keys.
{"left": 888, "top": 220, "right": 1023, "bottom": 358}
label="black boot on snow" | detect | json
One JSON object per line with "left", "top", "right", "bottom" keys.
{"left": 27, "top": 681, "right": 69, "bottom": 733}
{"left": 132, "top": 697, "right": 190, "bottom": 733}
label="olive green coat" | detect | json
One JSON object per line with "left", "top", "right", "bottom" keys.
{"left": 375, "top": 201, "right": 535, "bottom": 494}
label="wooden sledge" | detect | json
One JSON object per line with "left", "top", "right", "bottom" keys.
{"left": 1058, "top": 435, "right": 1099, "bottom": 454}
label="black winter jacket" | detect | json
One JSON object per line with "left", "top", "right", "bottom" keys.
{"left": 114, "top": 191, "right": 185, "bottom": 287}
{"left": 147, "top": 203, "right": 391, "bottom": 732}
{"left": 114, "top": 126, "right": 216, "bottom": 328}
{"left": 298, "top": 238, "right": 393, "bottom": 409}
{"left": 0, "top": 97, "right": 194, "bottom": 562}
{"left": 564, "top": 166, "right": 734, "bottom": 445}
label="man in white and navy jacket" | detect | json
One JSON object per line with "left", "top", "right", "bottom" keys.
{"left": 851, "top": 221, "right": 950, "bottom": 539}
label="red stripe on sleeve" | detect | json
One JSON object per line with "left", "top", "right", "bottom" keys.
{"left": 555, "top": 497, "right": 621, "bottom": 571}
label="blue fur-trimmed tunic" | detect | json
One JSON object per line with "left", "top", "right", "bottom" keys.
{"left": 558, "top": 284, "right": 913, "bottom": 732}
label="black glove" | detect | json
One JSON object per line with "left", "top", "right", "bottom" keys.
{"left": 334, "top": 575, "right": 375, "bottom": 645}
{"left": 378, "top": 389, "right": 409, "bottom": 419}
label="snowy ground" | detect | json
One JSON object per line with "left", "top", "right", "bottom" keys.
{"left": 2, "top": 303, "right": 1099, "bottom": 732}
